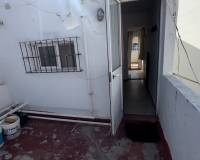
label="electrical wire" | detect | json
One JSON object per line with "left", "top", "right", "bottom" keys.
{"left": 175, "top": 25, "right": 199, "bottom": 82}
{"left": 166, "top": 0, "right": 200, "bottom": 84}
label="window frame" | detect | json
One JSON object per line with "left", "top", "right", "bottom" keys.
{"left": 57, "top": 41, "right": 77, "bottom": 71}
{"left": 28, "top": 42, "right": 61, "bottom": 72}
{"left": 31, "top": 41, "right": 78, "bottom": 72}
{"left": 37, "top": 43, "right": 61, "bottom": 70}
{"left": 19, "top": 37, "right": 82, "bottom": 73}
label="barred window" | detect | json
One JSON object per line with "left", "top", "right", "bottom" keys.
{"left": 19, "top": 37, "right": 82, "bottom": 73}
{"left": 58, "top": 43, "right": 76, "bottom": 68}
{"left": 38, "top": 46, "right": 57, "bottom": 67}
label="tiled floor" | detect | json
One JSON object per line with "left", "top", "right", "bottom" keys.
{"left": 0, "top": 119, "right": 166, "bottom": 160}
{"left": 124, "top": 80, "right": 156, "bottom": 116}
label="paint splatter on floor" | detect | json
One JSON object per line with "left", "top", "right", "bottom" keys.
{"left": 0, "top": 119, "right": 167, "bottom": 160}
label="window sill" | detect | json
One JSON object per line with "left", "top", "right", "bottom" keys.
{"left": 165, "top": 75, "right": 200, "bottom": 112}
{"left": 26, "top": 68, "right": 83, "bottom": 73}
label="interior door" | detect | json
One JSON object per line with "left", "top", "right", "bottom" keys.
{"left": 106, "top": 0, "right": 123, "bottom": 135}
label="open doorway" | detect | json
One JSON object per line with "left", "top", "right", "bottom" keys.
{"left": 122, "top": 0, "right": 161, "bottom": 116}
{"left": 128, "top": 29, "right": 145, "bottom": 80}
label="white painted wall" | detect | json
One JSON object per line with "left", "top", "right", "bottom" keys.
{"left": 158, "top": 76, "right": 200, "bottom": 160}
{"left": 0, "top": 84, "right": 12, "bottom": 110}
{"left": 0, "top": 73, "right": 3, "bottom": 85}
{"left": 158, "top": 0, "right": 200, "bottom": 159}
{"left": 0, "top": 72, "right": 12, "bottom": 109}
{"left": 0, "top": 0, "right": 110, "bottom": 118}
{"left": 173, "top": 0, "right": 200, "bottom": 96}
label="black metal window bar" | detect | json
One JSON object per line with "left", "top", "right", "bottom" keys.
{"left": 19, "top": 37, "right": 82, "bottom": 73}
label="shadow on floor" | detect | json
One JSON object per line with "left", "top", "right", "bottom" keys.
{"left": 125, "top": 121, "right": 160, "bottom": 143}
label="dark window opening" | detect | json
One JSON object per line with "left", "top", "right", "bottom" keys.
{"left": 38, "top": 46, "right": 57, "bottom": 67}
{"left": 58, "top": 43, "right": 76, "bottom": 68}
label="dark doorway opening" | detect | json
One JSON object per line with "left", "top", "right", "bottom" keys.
{"left": 121, "top": 0, "right": 161, "bottom": 143}
{"left": 122, "top": 0, "right": 161, "bottom": 117}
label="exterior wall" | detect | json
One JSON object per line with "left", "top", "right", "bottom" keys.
{"left": 158, "top": 0, "right": 200, "bottom": 159}
{"left": 173, "top": 0, "right": 200, "bottom": 96}
{"left": 0, "top": 0, "right": 110, "bottom": 118}
{"left": 0, "top": 73, "right": 12, "bottom": 109}
{"left": 158, "top": 76, "right": 200, "bottom": 160}
{"left": 0, "top": 84, "right": 12, "bottom": 110}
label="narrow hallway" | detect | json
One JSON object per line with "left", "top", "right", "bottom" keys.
{"left": 123, "top": 80, "right": 156, "bottom": 116}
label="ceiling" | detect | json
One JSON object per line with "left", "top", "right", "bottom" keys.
{"left": 121, "top": 0, "right": 156, "bottom": 14}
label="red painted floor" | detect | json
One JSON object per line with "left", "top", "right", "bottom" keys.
{"left": 0, "top": 119, "right": 167, "bottom": 160}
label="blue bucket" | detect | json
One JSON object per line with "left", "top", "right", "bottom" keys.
{"left": 0, "top": 127, "right": 4, "bottom": 147}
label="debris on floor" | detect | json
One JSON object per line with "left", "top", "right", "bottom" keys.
{"left": 0, "top": 119, "right": 168, "bottom": 160}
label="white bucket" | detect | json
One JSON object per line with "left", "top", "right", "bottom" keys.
{"left": 0, "top": 115, "right": 20, "bottom": 139}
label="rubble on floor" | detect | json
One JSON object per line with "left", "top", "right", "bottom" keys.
{"left": 0, "top": 119, "right": 167, "bottom": 160}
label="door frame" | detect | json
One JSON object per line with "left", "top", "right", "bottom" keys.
{"left": 156, "top": 0, "right": 170, "bottom": 112}
{"left": 119, "top": 0, "right": 166, "bottom": 114}
{"left": 105, "top": 0, "right": 168, "bottom": 133}
{"left": 105, "top": 0, "right": 123, "bottom": 135}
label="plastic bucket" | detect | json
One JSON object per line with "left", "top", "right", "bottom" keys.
{"left": 0, "top": 115, "right": 20, "bottom": 140}
{"left": 0, "top": 127, "right": 4, "bottom": 147}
